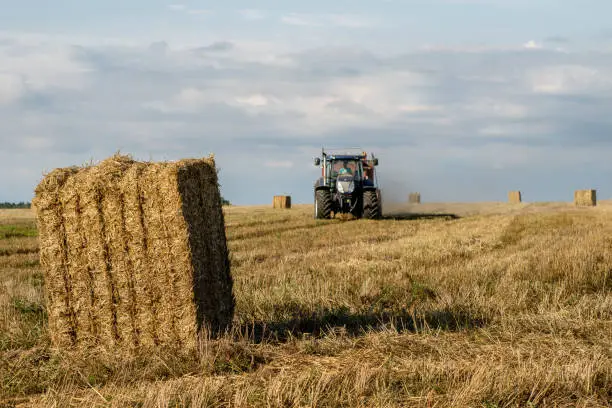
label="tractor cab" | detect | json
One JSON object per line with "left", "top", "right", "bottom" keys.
{"left": 327, "top": 157, "right": 362, "bottom": 182}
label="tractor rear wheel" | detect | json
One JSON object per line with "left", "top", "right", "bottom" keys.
{"left": 315, "top": 189, "right": 332, "bottom": 219}
{"left": 363, "top": 190, "right": 381, "bottom": 219}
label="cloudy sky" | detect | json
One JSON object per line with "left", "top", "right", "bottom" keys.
{"left": 1, "top": 0, "right": 611, "bottom": 205}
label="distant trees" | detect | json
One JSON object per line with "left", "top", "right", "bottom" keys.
{"left": 0, "top": 202, "right": 31, "bottom": 209}
{"left": 0, "top": 199, "right": 228, "bottom": 209}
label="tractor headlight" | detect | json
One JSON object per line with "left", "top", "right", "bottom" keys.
{"left": 338, "top": 181, "right": 355, "bottom": 194}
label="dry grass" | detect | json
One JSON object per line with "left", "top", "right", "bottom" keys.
{"left": 0, "top": 209, "right": 36, "bottom": 222}
{"left": 0, "top": 202, "right": 610, "bottom": 407}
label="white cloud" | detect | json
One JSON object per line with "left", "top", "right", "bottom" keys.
{"left": 524, "top": 40, "right": 542, "bottom": 49}
{"left": 167, "top": 4, "right": 186, "bottom": 11}
{"left": 478, "top": 123, "right": 554, "bottom": 137}
{"left": 527, "top": 65, "right": 608, "bottom": 94}
{"left": 209, "top": 70, "right": 438, "bottom": 132}
{"left": 199, "top": 40, "right": 295, "bottom": 66}
{"left": 419, "top": 44, "right": 500, "bottom": 53}
{"left": 19, "top": 136, "right": 55, "bottom": 150}
{"left": 233, "top": 94, "right": 274, "bottom": 107}
{"left": 187, "top": 9, "right": 212, "bottom": 15}
{"left": 175, "top": 87, "right": 207, "bottom": 106}
{"left": 436, "top": 0, "right": 554, "bottom": 6}
{"left": 281, "top": 13, "right": 375, "bottom": 28}
{"left": 323, "top": 71, "right": 436, "bottom": 119}
{"left": 281, "top": 13, "right": 320, "bottom": 27}
{"left": 398, "top": 105, "right": 443, "bottom": 113}
{"left": 167, "top": 5, "right": 212, "bottom": 18}
{"left": 327, "top": 14, "right": 375, "bottom": 28}
{"left": 462, "top": 99, "right": 528, "bottom": 119}
{"left": 238, "top": 9, "right": 267, "bottom": 20}
{"left": 264, "top": 161, "right": 294, "bottom": 168}
{"left": 0, "top": 74, "right": 23, "bottom": 105}
{"left": 0, "top": 42, "right": 92, "bottom": 108}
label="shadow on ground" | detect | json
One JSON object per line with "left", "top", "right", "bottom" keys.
{"left": 382, "top": 212, "right": 460, "bottom": 221}
{"left": 236, "top": 306, "right": 486, "bottom": 344}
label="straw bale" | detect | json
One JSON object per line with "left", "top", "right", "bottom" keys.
{"left": 574, "top": 189, "right": 596, "bottom": 207}
{"left": 58, "top": 173, "right": 95, "bottom": 346}
{"left": 273, "top": 195, "right": 291, "bottom": 209}
{"left": 120, "top": 163, "right": 156, "bottom": 348}
{"left": 32, "top": 154, "right": 234, "bottom": 352}
{"left": 76, "top": 165, "right": 117, "bottom": 349}
{"left": 508, "top": 191, "right": 522, "bottom": 204}
{"left": 139, "top": 164, "right": 181, "bottom": 347}
{"left": 33, "top": 167, "right": 80, "bottom": 347}
{"left": 177, "top": 161, "right": 234, "bottom": 338}
{"left": 157, "top": 163, "right": 198, "bottom": 346}
{"left": 97, "top": 156, "right": 138, "bottom": 348}
{"left": 408, "top": 192, "right": 421, "bottom": 204}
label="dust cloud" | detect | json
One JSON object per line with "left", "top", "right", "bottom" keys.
{"left": 376, "top": 169, "right": 414, "bottom": 206}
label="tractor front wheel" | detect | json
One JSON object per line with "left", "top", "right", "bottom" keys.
{"left": 315, "top": 189, "right": 332, "bottom": 219}
{"left": 363, "top": 190, "right": 381, "bottom": 219}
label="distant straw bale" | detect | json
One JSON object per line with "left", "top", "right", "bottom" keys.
{"left": 574, "top": 189, "right": 596, "bottom": 207}
{"left": 32, "top": 154, "right": 234, "bottom": 352}
{"left": 273, "top": 195, "right": 291, "bottom": 209}
{"left": 508, "top": 191, "right": 522, "bottom": 204}
{"left": 409, "top": 192, "right": 421, "bottom": 204}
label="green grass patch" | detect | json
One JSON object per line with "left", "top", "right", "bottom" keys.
{"left": 0, "top": 224, "right": 38, "bottom": 239}
{"left": 12, "top": 297, "right": 46, "bottom": 319}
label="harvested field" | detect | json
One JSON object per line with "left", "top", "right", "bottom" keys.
{"left": 0, "top": 201, "right": 610, "bottom": 407}
{"left": 31, "top": 154, "right": 234, "bottom": 352}
{"left": 0, "top": 209, "right": 36, "bottom": 223}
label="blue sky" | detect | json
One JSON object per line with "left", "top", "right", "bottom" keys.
{"left": 1, "top": 0, "right": 612, "bottom": 205}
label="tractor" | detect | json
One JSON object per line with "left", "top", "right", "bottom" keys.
{"left": 313, "top": 148, "right": 382, "bottom": 219}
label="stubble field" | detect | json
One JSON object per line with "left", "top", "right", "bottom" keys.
{"left": 0, "top": 202, "right": 610, "bottom": 407}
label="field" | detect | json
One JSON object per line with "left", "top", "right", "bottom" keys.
{"left": 0, "top": 202, "right": 610, "bottom": 407}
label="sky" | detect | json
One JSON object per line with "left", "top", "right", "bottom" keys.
{"left": 1, "top": 0, "right": 612, "bottom": 205}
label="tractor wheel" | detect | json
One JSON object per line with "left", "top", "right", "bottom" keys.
{"left": 315, "top": 189, "right": 332, "bottom": 219}
{"left": 363, "top": 190, "right": 381, "bottom": 219}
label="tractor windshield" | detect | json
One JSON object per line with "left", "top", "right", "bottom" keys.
{"left": 329, "top": 160, "right": 362, "bottom": 179}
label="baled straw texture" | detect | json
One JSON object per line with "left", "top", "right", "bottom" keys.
{"left": 34, "top": 167, "right": 80, "bottom": 348}
{"left": 32, "top": 154, "right": 234, "bottom": 352}
{"left": 508, "top": 191, "right": 522, "bottom": 204}
{"left": 273, "top": 195, "right": 291, "bottom": 209}
{"left": 574, "top": 189, "right": 596, "bottom": 207}
{"left": 408, "top": 192, "right": 421, "bottom": 204}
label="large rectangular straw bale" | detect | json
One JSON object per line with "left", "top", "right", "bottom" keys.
{"left": 34, "top": 167, "right": 80, "bottom": 348}
{"left": 32, "top": 154, "right": 234, "bottom": 352}
{"left": 508, "top": 191, "right": 522, "bottom": 204}
{"left": 273, "top": 195, "right": 291, "bottom": 209}
{"left": 574, "top": 189, "right": 596, "bottom": 206}
{"left": 408, "top": 192, "right": 421, "bottom": 204}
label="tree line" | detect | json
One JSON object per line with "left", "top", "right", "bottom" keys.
{"left": 0, "top": 199, "right": 229, "bottom": 209}
{"left": 0, "top": 202, "right": 32, "bottom": 209}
